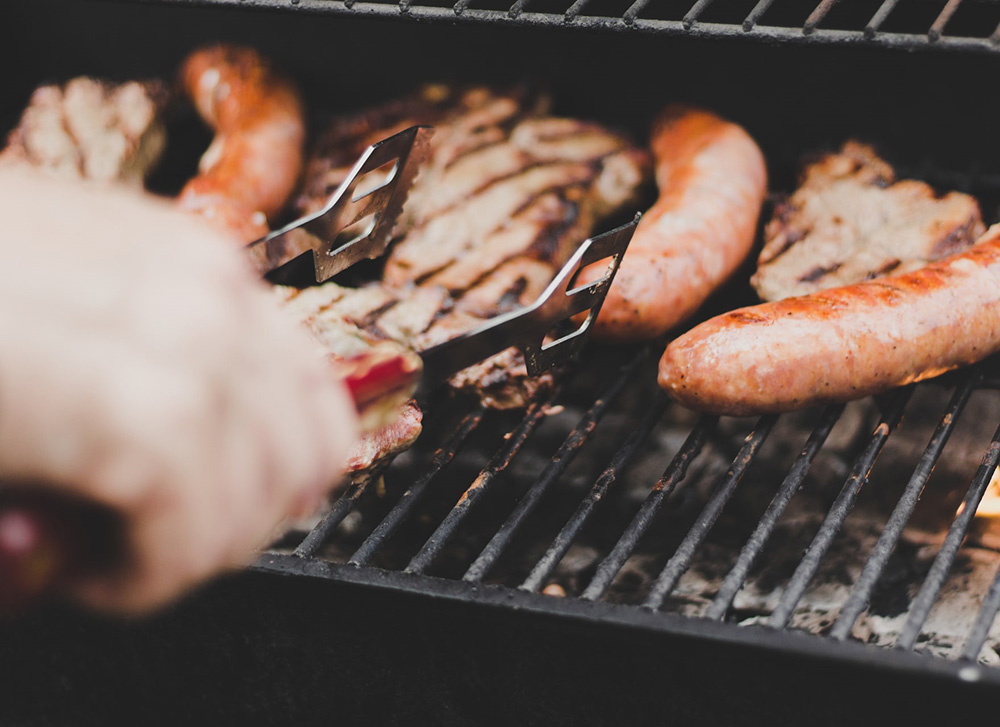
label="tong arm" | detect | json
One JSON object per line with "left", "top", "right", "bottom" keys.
{"left": 245, "top": 125, "right": 433, "bottom": 282}
{"left": 419, "top": 215, "right": 640, "bottom": 386}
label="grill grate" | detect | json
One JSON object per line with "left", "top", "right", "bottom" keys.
{"left": 139, "top": 0, "right": 1000, "bottom": 54}
{"left": 259, "top": 338, "right": 1000, "bottom": 681}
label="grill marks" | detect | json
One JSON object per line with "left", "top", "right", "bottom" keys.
{"left": 753, "top": 141, "right": 985, "bottom": 301}
{"left": 383, "top": 116, "right": 648, "bottom": 311}
{"left": 289, "top": 84, "right": 649, "bottom": 412}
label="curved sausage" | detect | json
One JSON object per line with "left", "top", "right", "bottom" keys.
{"left": 177, "top": 44, "right": 306, "bottom": 242}
{"left": 658, "top": 225, "right": 1000, "bottom": 416}
{"left": 588, "top": 105, "right": 767, "bottom": 342}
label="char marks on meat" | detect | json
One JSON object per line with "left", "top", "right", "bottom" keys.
{"left": 1, "top": 78, "right": 168, "bottom": 185}
{"left": 753, "top": 141, "right": 985, "bottom": 301}
{"left": 294, "top": 84, "right": 650, "bottom": 412}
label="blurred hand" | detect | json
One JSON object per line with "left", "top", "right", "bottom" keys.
{"left": 0, "top": 167, "right": 358, "bottom": 613}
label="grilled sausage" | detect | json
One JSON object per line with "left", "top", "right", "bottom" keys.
{"left": 588, "top": 105, "right": 767, "bottom": 342}
{"left": 658, "top": 225, "right": 1000, "bottom": 416}
{"left": 177, "top": 45, "right": 306, "bottom": 242}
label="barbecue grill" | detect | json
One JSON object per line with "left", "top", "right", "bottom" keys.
{"left": 6, "top": 0, "right": 1000, "bottom": 724}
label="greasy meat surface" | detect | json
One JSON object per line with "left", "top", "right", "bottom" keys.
{"left": 274, "top": 284, "right": 423, "bottom": 484}
{"left": 753, "top": 141, "right": 984, "bottom": 301}
{"left": 1, "top": 78, "right": 167, "bottom": 185}
{"left": 295, "top": 84, "right": 649, "bottom": 411}
{"left": 299, "top": 85, "right": 649, "bottom": 314}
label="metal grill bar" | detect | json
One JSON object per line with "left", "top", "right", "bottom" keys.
{"left": 127, "top": 0, "right": 1000, "bottom": 55}
{"left": 803, "top": 0, "right": 840, "bottom": 35}
{"left": 519, "top": 391, "right": 671, "bottom": 593}
{"left": 768, "top": 387, "right": 912, "bottom": 629}
{"left": 929, "top": 0, "right": 964, "bottom": 42}
{"left": 865, "top": 0, "right": 899, "bottom": 38}
{"left": 580, "top": 415, "right": 717, "bottom": 601}
{"left": 462, "top": 351, "right": 645, "bottom": 582}
{"left": 743, "top": 0, "right": 776, "bottom": 32}
{"left": 829, "top": 376, "right": 977, "bottom": 641}
{"left": 896, "top": 421, "right": 1000, "bottom": 651}
{"left": 644, "top": 414, "right": 778, "bottom": 611}
{"left": 403, "top": 393, "right": 556, "bottom": 575}
{"left": 348, "top": 407, "right": 486, "bottom": 567}
{"left": 961, "top": 562, "right": 1000, "bottom": 661}
{"left": 563, "top": 0, "right": 590, "bottom": 21}
{"left": 682, "top": 0, "right": 715, "bottom": 29}
{"left": 508, "top": 0, "right": 529, "bottom": 18}
{"left": 622, "top": 0, "right": 648, "bottom": 26}
{"left": 705, "top": 405, "right": 844, "bottom": 621}
{"left": 293, "top": 479, "right": 370, "bottom": 558}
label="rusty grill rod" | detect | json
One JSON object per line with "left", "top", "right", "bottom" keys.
{"left": 961, "top": 561, "right": 1000, "bottom": 661}
{"left": 403, "top": 392, "right": 557, "bottom": 576}
{"left": 644, "top": 414, "right": 778, "bottom": 611}
{"left": 830, "top": 376, "right": 977, "bottom": 641}
{"left": 581, "top": 415, "right": 717, "bottom": 602}
{"left": 348, "top": 407, "right": 486, "bottom": 567}
{"left": 563, "top": 0, "right": 591, "bottom": 21}
{"left": 507, "top": 0, "right": 530, "bottom": 18}
{"left": 293, "top": 479, "right": 370, "bottom": 558}
{"left": 705, "top": 404, "right": 844, "bottom": 621}
{"left": 519, "top": 391, "right": 671, "bottom": 593}
{"left": 929, "top": 0, "right": 964, "bottom": 42}
{"left": 462, "top": 351, "right": 645, "bottom": 583}
{"left": 768, "top": 387, "right": 912, "bottom": 629}
{"left": 622, "top": 0, "right": 648, "bottom": 26}
{"left": 896, "top": 419, "right": 1000, "bottom": 651}
{"left": 804, "top": 0, "right": 840, "bottom": 35}
{"left": 743, "top": 0, "right": 776, "bottom": 31}
{"left": 682, "top": 0, "right": 714, "bottom": 29}
{"left": 865, "top": 0, "right": 899, "bottom": 38}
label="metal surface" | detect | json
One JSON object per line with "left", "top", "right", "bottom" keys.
{"left": 258, "top": 342, "right": 1000, "bottom": 681}
{"left": 418, "top": 217, "right": 638, "bottom": 383}
{"left": 246, "top": 125, "right": 431, "bottom": 282}
{"left": 117, "top": 0, "right": 1000, "bottom": 55}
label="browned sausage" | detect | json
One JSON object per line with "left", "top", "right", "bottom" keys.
{"left": 588, "top": 105, "right": 767, "bottom": 342}
{"left": 658, "top": 224, "right": 1000, "bottom": 416}
{"left": 177, "top": 45, "right": 306, "bottom": 242}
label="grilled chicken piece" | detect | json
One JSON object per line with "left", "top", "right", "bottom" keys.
{"left": 1, "top": 78, "right": 168, "bottom": 185}
{"left": 753, "top": 141, "right": 984, "bottom": 301}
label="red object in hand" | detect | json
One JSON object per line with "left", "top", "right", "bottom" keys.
{"left": 0, "top": 492, "right": 122, "bottom": 615}
{"left": 334, "top": 345, "right": 423, "bottom": 434}
{"left": 0, "top": 506, "right": 64, "bottom": 613}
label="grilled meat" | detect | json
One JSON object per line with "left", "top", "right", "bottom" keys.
{"left": 659, "top": 224, "right": 1000, "bottom": 416}
{"left": 1, "top": 78, "right": 167, "bottom": 185}
{"left": 753, "top": 141, "right": 984, "bottom": 301}
{"left": 274, "top": 283, "right": 424, "bottom": 484}
{"left": 295, "top": 84, "right": 649, "bottom": 412}
{"left": 584, "top": 104, "right": 768, "bottom": 342}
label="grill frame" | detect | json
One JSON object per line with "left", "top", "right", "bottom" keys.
{"left": 124, "top": 0, "right": 1000, "bottom": 55}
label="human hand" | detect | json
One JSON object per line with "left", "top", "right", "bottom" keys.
{"left": 0, "top": 168, "right": 358, "bottom": 613}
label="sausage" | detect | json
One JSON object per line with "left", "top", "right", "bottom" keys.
{"left": 658, "top": 225, "right": 1000, "bottom": 416}
{"left": 587, "top": 105, "right": 767, "bottom": 342}
{"left": 177, "top": 45, "right": 306, "bottom": 242}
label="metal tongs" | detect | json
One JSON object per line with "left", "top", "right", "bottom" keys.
{"left": 0, "top": 126, "right": 638, "bottom": 612}
{"left": 246, "top": 125, "right": 639, "bottom": 394}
